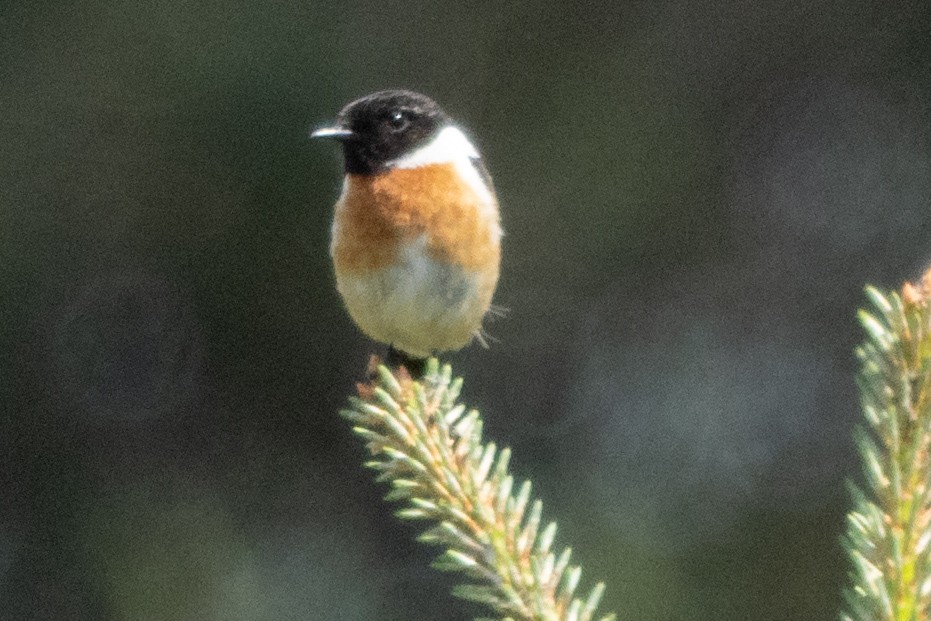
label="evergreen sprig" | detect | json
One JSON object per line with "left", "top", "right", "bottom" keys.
{"left": 341, "top": 358, "right": 615, "bottom": 621}
{"left": 844, "top": 271, "right": 931, "bottom": 621}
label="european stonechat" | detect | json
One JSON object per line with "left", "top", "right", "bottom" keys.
{"left": 312, "top": 90, "right": 502, "bottom": 372}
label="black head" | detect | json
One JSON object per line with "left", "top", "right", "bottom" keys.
{"left": 311, "top": 90, "right": 449, "bottom": 174}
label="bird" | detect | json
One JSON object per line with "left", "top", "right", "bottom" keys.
{"left": 311, "top": 90, "right": 502, "bottom": 376}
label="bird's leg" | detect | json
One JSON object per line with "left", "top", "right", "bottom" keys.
{"left": 386, "top": 345, "right": 428, "bottom": 379}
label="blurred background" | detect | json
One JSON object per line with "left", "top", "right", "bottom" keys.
{"left": 2, "top": 1, "right": 930, "bottom": 619}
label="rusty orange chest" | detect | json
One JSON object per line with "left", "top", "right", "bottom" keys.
{"left": 329, "top": 161, "right": 501, "bottom": 357}
{"left": 330, "top": 162, "right": 500, "bottom": 274}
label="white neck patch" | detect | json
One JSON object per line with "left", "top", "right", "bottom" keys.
{"left": 390, "top": 126, "right": 480, "bottom": 169}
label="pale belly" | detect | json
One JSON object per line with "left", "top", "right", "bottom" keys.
{"left": 334, "top": 238, "right": 496, "bottom": 357}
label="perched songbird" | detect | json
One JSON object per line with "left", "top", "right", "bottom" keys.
{"left": 311, "top": 90, "right": 502, "bottom": 373}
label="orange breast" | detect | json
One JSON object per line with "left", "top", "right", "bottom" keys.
{"left": 331, "top": 164, "right": 500, "bottom": 273}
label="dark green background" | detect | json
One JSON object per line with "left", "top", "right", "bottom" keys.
{"left": 2, "top": 1, "right": 930, "bottom": 619}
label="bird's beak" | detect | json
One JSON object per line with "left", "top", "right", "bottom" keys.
{"left": 310, "top": 125, "right": 355, "bottom": 140}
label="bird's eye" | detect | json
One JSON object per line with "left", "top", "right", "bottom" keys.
{"left": 388, "top": 110, "right": 411, "bottom": 133}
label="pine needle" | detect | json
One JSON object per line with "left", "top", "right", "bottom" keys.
{"left": 342, "top": 358, "right": 615, "bottom": 621}
{"left": 844, "top": 269, "right": 931, "bottom": 621}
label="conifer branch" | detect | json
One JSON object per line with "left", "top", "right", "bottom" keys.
{"left": 341, "top": 359, "right": 616, "bottom": 621}
{"left": 844, "top": 270, "right": 931, "bottom": 621}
